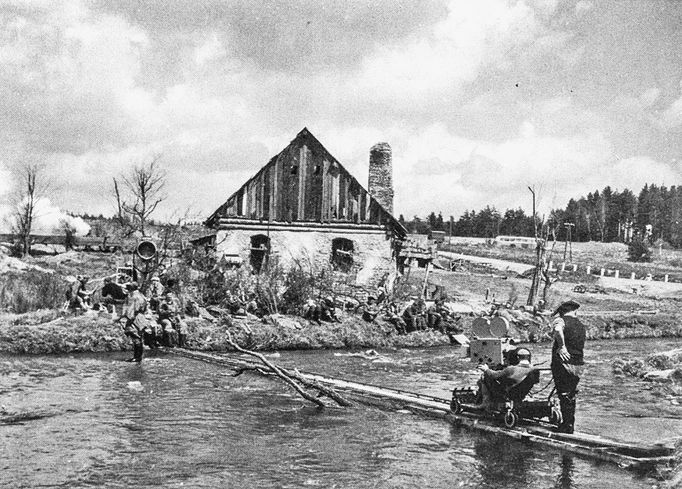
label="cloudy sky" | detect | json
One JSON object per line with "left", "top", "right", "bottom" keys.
{"left": 1, "top": 0, "right": 681, "bottom": 227}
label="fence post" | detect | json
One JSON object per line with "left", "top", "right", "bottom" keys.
{"left": 586, "top": 265, "right": 591, "bottom": 275}
{"left": 561, "top": 262, "right": 566, "bottom": 272}
{"left": 630, "top": 272, "right": 636, "bottom": 280}
{"left": 572, "top": 264, "right": 578, "bottom": 272}
{"left": 665, "top": 274, "right": 669, "bottom": 283}
{"left": 614, "top": 270, "right": 619, "bottom": 279}
{"left": 600, "top": 268, "right": 605, "bottom": 277}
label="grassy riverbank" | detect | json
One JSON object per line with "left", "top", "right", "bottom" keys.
{"left": 2, "top": 308, "right": 681, "bottom": 355}
{"left": 0, "top": 310, "right": 453, "bottom": 355}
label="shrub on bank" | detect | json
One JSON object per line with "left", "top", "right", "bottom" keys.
{"left": 627, "top": 237, "right": 652, "bottom": 262}
{"left": 612, "top": 348, "right": 682, "bottom": 383}
{"left": 584, "top": 314, "right": 682, "bottom": 340}
{"left": 0, "top": 271, "right": 66, "bottom": 313}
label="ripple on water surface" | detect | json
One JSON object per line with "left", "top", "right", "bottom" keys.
{"left": 1, "top": 339, "right": 679, "bottom": 488}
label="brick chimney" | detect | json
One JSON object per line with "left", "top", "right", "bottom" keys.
{"left": 368, "top": 142, "right": 394, "bottom": 214}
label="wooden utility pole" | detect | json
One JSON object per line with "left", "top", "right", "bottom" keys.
{"left": 563, "top": 222, "right": 575, "bottom": 262}
{"left": 527, "top": 186, "right": 542, "bottom": 306}
{"left": 449, "top": 216, "right": 453, "bottom": 245}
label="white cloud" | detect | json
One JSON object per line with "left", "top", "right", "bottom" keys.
{"left": 660, "top": 81, "right": 682, "bottom": 130}
{"left": 639, "top": 87, "right": 660, "bottom": 108}
{"left": 603, "top": 156, "right": 680, "bottom": 190}
{"left": 351, "top": 0, "right": 560, "bottom": 105}
{"left": 575, "top": 1, "right": 593, "bottom": 16}
{"left": 195, "top": 33, "right": 226, "bottom": 66}
{"left": 0, "top": 0, "right": 677, "bottom": 226}
{"left": 0, "top": 1, "right": 153, "bottom": 152}
{"left": 350, "top": 120, "right": 615, "bottom": 217}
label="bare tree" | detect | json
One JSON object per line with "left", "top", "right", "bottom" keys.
{"left": 9, "top": 164, "right": 48, "bottom": 257}
{"left": 113, "top": 154, "right": 166, "bottom": 236}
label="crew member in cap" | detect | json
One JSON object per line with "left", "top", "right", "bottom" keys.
{"left": 551, "top": 300, "right": 586, "bottom": 434}
{"left": 118, "top": 282, "right": 149, "bottom": 362}
{"left": 475, "top": 348, "right": 539, "bottom": 412}
{"left": 71, "top": 275, "right": 93, "bottom": 310}
{"left": 147, "top": 274, "right": 165, "bottom": 313}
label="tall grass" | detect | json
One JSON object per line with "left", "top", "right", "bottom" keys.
{"left": 0, "top": 271, "right": 66, "bottom": 313}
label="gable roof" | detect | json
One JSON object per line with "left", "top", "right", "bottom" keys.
{"left": 206, "top": 128, "right": 406, "bottom": 237}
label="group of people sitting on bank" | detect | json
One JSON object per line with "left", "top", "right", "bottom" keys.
{"left": 395, "top": 297, "right": 463, "bottom": 336}
{"left": 360, "top": 293, "right": 463, "bottom": 337}
{"left": 223, "top": 289, "right": 261, "bottom": 317}
{"left": 296, "top": 283, "right": 464, "bottom": 338}
{"left": 65, "top": 272, "right": 188, "bottom": 362}
{"left": 302, "top": 296, "right": 341, "bottom": 324}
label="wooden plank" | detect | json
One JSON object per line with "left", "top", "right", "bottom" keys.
{"left": 298, "top": 145, "right": 307, "bottom": 220}
{"left": 365, "top": 191, "right": 371, "bottom": 223}
{"left": 244, "top": 182, "right": 251, "bottom": 219}
{"left": 338, "top": 173, "right": 346, "bottom": 220}
{"left": 322, "top": 159, "right": 330, "bottom": 221}
{"left": 331, "top": 164, "right": 339, "bottom": 220}
{"left": 272, "top": 155, "right": 280, "bottom": 220}
{"left": 249, "top": 180, "right": 256, "bottom": 219}
{"left": 262, "top": 167, "right": 270, "bottom": 221}
{"left": 306, "top": 147, "right": 321, "bottom": 221}
{"left": 237, "top": 189, "right": 244, "bottom": 216}
{"left": 287, "top": 146, "right": 298, "bottom": 221}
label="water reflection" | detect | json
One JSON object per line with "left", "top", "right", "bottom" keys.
{"left": 473, "top": 434, "right": 534, "bottom": 488}
{"left": 555, "top": 455, "right": 575, "bottom": 489}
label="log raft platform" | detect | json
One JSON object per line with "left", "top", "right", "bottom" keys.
{"left": 168, "top": 348, "right": 675, "bottom": 471}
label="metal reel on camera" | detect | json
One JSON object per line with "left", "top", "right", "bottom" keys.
{"left": 450, "top": 397, "right": 463, "bottom": 414}
{"left": 503, "top": 410, "right": 518, "bottom": 428}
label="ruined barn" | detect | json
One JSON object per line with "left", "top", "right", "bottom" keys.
{"left": 202, "top": 128, "right": 406, "bottom": 285}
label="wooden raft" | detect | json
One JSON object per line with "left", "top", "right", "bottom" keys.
{"left": 168, "top": 348, "right": 676, "bottom": 470}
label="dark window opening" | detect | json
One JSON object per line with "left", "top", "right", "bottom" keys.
{"left": 313, "top": 165, "right": 321, "bottom": 175}
{"left": 331, "top": 237, "right": 354, "bottom": 272}
{"left": 250, "top": 234, "right": 271, "bottom": 273}
{"left": 290, "top": 165, "right": 298, "bottom": 175}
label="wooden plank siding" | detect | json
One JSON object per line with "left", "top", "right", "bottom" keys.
{"left": 206, "top": 128, "right": 406, "bottom": 237}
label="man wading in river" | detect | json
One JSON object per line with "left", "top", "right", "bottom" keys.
{"left": 551, "top": 300, "right": 586, "bottom": 434}
{"left": 118, "top": 282, "right": 150, "bottom": 363}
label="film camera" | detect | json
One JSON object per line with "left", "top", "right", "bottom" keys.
{"left": 453, "top": 315, "right": 561, "bottom": 429}
{"left": 469, "top": 316, "right": 519, "bottom": 367}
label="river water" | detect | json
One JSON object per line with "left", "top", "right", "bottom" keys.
{"left": 1, "top": 338, "right": 680, "bottom": 488}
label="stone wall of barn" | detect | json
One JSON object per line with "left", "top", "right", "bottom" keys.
{"left": 215, "top": 227, "right": 395, "bottom": 287}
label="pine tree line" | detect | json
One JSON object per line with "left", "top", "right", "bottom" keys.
{"left": 399, "top": 183, "right": 682, "bottom": 246}
{"left": 550, "top": 184, "right": 682, "bottom": 245}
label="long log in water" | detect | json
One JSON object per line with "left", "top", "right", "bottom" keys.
{"left": 167, "top": 348, "right": 676, "bottom": 470}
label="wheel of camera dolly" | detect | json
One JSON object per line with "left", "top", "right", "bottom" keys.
{"left": 450, "top": 397, "right": 462, "bottom": 414}
{"left": 549, "top": 409, "right": 562, "bottom": 425}
{"left": 503, "top": 410, "right": 518, "bottom": 428}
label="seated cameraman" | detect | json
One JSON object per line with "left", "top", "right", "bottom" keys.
{"left": 475, "top": 348, "right": 539, "bottom": 411}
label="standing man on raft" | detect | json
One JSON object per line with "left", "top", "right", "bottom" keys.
{"left": 551, "top": 300, "right": 586, "bottom": 434}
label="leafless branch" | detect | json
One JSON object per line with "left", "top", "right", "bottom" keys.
{"left": 224, "top": 331, "right": 352, "bottom": 408}
{"left": 112, "top": 154, "right": 167, "bottom": 236}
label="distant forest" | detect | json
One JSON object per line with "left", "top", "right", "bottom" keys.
{"left": 398, "top": 183, "right": 682, "bottom": 246}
